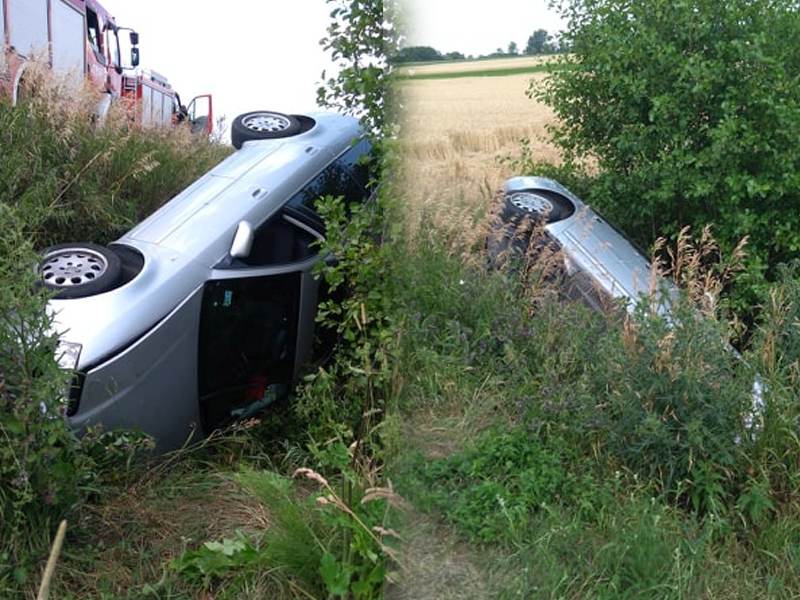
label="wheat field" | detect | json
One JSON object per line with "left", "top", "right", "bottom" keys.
{"left": 398, "top": 71, "right": 559, "bottom": 254}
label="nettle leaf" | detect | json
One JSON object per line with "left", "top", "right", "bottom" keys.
{"left": 204, "top": 536, "right": 247, "bottom": 557}
{"left": 321, "top": 552, "right": 353, "bottom": 597}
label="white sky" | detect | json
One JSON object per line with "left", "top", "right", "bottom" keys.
{"left": 403, "top": 0, "right": 565, "bottom": 57}
{"left": 99, "top": 0, "right": 334, "bottom": 139}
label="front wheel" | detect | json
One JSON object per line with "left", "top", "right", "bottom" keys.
{"left": 38, "top": 243, "right": 122, "bottom": 299}
{"left": 500, "top": 189, "right": 574, "bottom": 224}
{"left": 231, "top": 111, "right": 302, "bottom": 149}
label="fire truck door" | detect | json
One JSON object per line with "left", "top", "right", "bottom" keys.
{"left": 186, "top": 94, "right": 213, "bottom": 136}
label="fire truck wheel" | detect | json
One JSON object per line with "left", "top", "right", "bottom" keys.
{"left": 37, "top": 243, "right": 123, "bottom": 299}
{"left": 231, "top": 111, "right": 302, "bottom": 148}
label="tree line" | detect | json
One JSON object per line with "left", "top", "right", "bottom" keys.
{"left": 391, "top": 29, "right": 565, "bottom": 64}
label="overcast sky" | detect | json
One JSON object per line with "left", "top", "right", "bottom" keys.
{"left": 99, "top": 0, "right": 334, "bottom": 139}
{"left": 404, "top": 0, "right": 565, "bottom": 56}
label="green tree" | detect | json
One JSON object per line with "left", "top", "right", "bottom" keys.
{"left": 525, "top": 29, "right": 549, "bottom": 54}
{"left": 508, "top": 41, "right": 518, "bottom": 55}
{"left": 391, "top": 45, "right": 441, "bottom": 64}
{"left": 318, "top": 0, "right": 397, "bottom": 138}
{"left": 444, "top": 51, "right": 465, "bottom": 60}
{"left": 537, "top": 0, "right": 800, "bottom": 310}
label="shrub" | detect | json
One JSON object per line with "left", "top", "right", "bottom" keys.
{"left": 0, "top": 218, "right": 92, "bottom": 592}
{"left": 537, "top": 0, "right": 800, "bottom": 310}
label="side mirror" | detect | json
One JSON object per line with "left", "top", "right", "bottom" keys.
{"left": 130, "top": 31, "right": 139, "bottom": 46}
{"left": 230, "top": 221, "right": 254, "bottom": 258}
{"left": 130, "top": 47, "right": 140, "bottom": 67}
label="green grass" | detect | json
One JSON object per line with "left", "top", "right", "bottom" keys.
{"left": 395, "top": 62, "right": 567, "bottom": 81}
{"left": 394, "top": 53, "right": 559, "bottom": 68}
{"left": 0, "top": 81, "right": 232, "bottom": 598}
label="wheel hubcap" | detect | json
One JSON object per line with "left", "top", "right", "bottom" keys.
{"left": 242, "top": 113, "right": 291, "bottom": 133}
{"left": 508, "top": 192, "right": 554, "bottom": 216}
{"left": 40, "top": 248, "right": 108, "bottom": 287}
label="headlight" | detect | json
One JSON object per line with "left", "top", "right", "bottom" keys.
{"left": 563, "top": 255, "right": 578, "bottom": 276}
{"left": 55, "top": 341, "right": 82, "bottom": 371}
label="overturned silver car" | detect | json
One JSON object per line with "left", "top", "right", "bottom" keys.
{"left": 488, "top": 176, "right": 667, "bottom": 313}
{"left": 488, "top": 176, "right": 764, "bottom": 431}
{"left": 41, "top": 110, "right": 375, "bottom": 450}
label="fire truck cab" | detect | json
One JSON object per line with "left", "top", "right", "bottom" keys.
{"left": 0, "top": 0, "right": 213, "bottom": 135}
{"left": 0, "top": 0, "right": 135, "bottom": 103}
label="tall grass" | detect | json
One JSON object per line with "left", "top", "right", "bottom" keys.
{"left": 0, "top": 67, "right": 230, "bottom": 597}
{"left": 387, "top": 171, "right": 800, "bottom": 595}
{"left": 0, "top": 63, "right": 231, "bottom": 248}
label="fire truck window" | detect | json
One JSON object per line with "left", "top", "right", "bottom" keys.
{"left": 86, "top": 9, "right": 105, "bottom": 63}
{"left": 106, "top": 27, "right": 121, "bottom": 68}
{"left": 9, "top": 0, "right": 48, "bottom": 57}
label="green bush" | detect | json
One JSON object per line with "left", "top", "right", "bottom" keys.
{"left": 0, "top": 219, "right": 91, "bottom": 592}
{"left": 537, "top": 0, "right": 800, "bottom": 309}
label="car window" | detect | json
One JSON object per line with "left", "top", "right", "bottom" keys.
{"left": 240, "top": 216, "right": 319, "bottom": 268}
{"left": 198, "top": 273, "right": 299, "bottom": 430}
{"left": 288, "top": 138, "right": 374, "bottom": 217}
{"left": 561, "top": 268, "right": 616, "bottom": 314}
{"left": 230, "top": 140, "right": 375, "bottom": 269}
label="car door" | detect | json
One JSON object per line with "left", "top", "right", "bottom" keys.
{"left": 196, "top": 138, "right": 375, "bottom": 431}
{"left": 198, "top": 264, "right": 309, "bottom": 431}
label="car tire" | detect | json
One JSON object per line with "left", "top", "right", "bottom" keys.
{"left": 486, "top": 189, "right": 573, "bottom": 270}
{"left": 231, "top": 111, "right": 302, "bottom": 149}
{"left": 500, "top": 189, "right": 574, "bottom": 224}
{"left": 38, "top": 243, "right": 123, "bottom": 299}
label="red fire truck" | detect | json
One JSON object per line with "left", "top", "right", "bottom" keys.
{"left": 0, "top": 0, "right": 212, "bottom": 134}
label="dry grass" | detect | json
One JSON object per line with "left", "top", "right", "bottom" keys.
{"left": 398, "top": 72, "right": 559, "bottom": 256}
{"left": 396, "top": 54, "right": 554, "bottom": 77}
{"left": 50, "top": 470, "right": 271, "bottom": 597}
{"left": 386, "top": 513, "right": 490, "bottom": 600}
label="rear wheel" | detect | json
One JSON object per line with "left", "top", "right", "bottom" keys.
{"left": 487, "top": 189, "right": 574, "bottom": 269}
{"left": 38, "top": 243, "right": 122, "bottom": 299}
{"left": 231, "top": 111, "right": 302, "bottom": 149}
